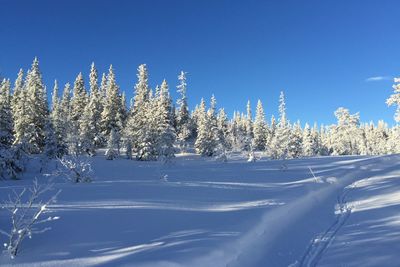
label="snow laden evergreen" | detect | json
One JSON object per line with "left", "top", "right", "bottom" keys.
{"left": 80, "top": 63, "right": 103, "bottom": 153}
{"left": 195, "top": 98, "right": 219, "bottom": 156}
{"left": 23, "top": 58, "right": 49, "bottom": 153}
{"left": 252, "top": 100, "right": 267, "bottom": 151}
{"left": 2, "top": 57, "right": 400, "bottom": 174}
{"left": 270, "top": 91, "right": 291, "bottom": 159}
{"left": 386, "top": 77, "right": 400, "bottom": 122}
{"left": 125, "top": 64, "right": 156, "bottom": 160}
{"left": 101, "top": 65, "right": 123, "bottom": 144}
{"left": 176, "top": 71, "right": 191, "bottom": 152}
{"left": 288, "top": 121, "right": 303, "bottom": 158}
{"left": 330, "top": 107, "right": 361, "bottom": 155}
{"left": 0, "top": 79, "right": 13, "bottom": 147}
{"left": 156, "top": 80, "right": 176, "bottom": 162}
{"left": 69, "top": 72, "right": 87, "bottom": 154}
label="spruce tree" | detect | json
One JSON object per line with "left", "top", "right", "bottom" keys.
{"left": 252, "top": 100, "right": 267, "bottom": 150}
{"left": 101, "top": 65, "right": 121, "bottom": 141}
{"left": 24, "top": 58, "right": 49, "bottom": 153}
{"left": 387, "top": 77, "right": 400, "bottom": 122}
{"left": 176, "top": 71, "right": 191, "bottom": 151}
{"left": 0, "top": 79, "right": 13, "bottom": 148}
{"left": 269, "top": 92, "right": 291, "bottom": 159}
{"left": 125, "top": 64, "right": 152, "bottom": 159}
{"left": 156, "top": 80, "right": 176, "bottom": 161}
{"left": 195, "top": 98, "right": 217, "bottom": 156}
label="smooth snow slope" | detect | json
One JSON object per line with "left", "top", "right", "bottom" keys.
{"left": 0, "top": 154, "right": 399, "bottom": 267}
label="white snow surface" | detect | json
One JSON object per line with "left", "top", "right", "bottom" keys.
{"left": 1, "top": 153, "right": 400, "bottom": 266}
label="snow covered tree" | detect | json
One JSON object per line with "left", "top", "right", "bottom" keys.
{"left": 330, "top": 107, "right": 361, "bottom": 155}
{"left": 387, "top": 77, "right": 400, "bottom": 122}
{"left": 244, "top": 100, "right": 253, "bottom": 150}
{"left": 386, "top": 125, "right": 400, "bottom": 153}
{"left": 252, "top": 100, "right": 267, "bottom": 150}
{"left": 125, "top": 64, "right": 152, "bottom": 160}
{"left": 48, "top": 80, "right": 67, "bottom": 157}
{"left": 216, "top": 108, "right": 229, "bottom": 150}
{"left": 195, "top": 98, "right": 217, "bottom": 156}
{"left": 11, "top": 69, "right": 24, "bottom": 133}
{"left": 43, "top": 119, "right": 61, "bottom": 158}
{"left": 69, "top": 72, "right": 87, "bottom": 154}
{"left": 56, "top": 83, "right": 72, "bottom": 155}
{"left": 302, "top": 123, "right": 315, "bottom": 157}
{"left": 101, "top": 65, "right": 122, "bottom": 142}
{"left": 288, "top": 121, "right": 303, "bottom": 158}
{"left": 156, "top": 80, "right": 176, "bottom": 161}
{"left": 105, "top": 128, "right": 118, "bottom": 160}
{"left": 87, "top": 62, "right": 103, "bottom": 147}
{"left": 23, "top": 58, "right": 49, "bottom": 153}
{"left": 0, "top": 79, "right": 13, "bottom": 147}
{"left": 269, "top": 91, "right": 291, "bottom": 159}
{"left": 59, "top": 155, "right": 93, "bottom": 183}
{"left": 176, "top": 71, "right": 191, "bottom": 152}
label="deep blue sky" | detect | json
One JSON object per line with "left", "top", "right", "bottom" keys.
{"left": 1, "top": 0, "right": 399, "bottom": 125}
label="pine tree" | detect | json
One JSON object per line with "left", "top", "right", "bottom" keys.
{"left": 105, "top": 128, "right": 118, "bottom": 160}
{"left": 269, "top": 91, "right": 291, "bottom": 159}
{"left": 24, "top": 58, "right": 49, "bottom": 153}
{"left": 195, "top": 98, "right": 217, "bottom": 156}
{"left": 125, "top": 64, "right": 153, "bottom": 160}
{"left": 0, "top": 79, "right": 13, "bottom": 148}
{"left": 11, "top": 69, "right": 24, "bottom": 124}
{"left": 88, "top": 62, "right": 103, "bottom": 147}
{"left": 302, "top": 123, "right": 314, "bottom": 156}
{"left": 387, "top": 77, "right": 400, "bottom": 122}
{"left": 176, "top": 71, "right": 191, "bottom": 151}
{"left": 49, "top": 80, "right": 67, "bottom": 156}
{"left": 288, "top": 121, "right": 303, "bottom": 158}
{"left": 101, "top": 65, "right": 121, "bottom": 142}
{"left": 252, "top": 100, "right": 267, "bottom": 150}
{"left": 156, "top": 80, "right": 176, "bottom": 161}
{"left": 330, "top": 107, "right": 361, "bottom": 155}
{"left": 217, "top": 108, "right": 229, "bottom": 150}
{"left": 69, "top": 72, "right": 87, "bottom": 154}
{"left": 244, "top": 100, "right": 253, "bottom": 150}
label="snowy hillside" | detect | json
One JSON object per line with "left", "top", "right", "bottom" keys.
{"left": 1, "top": 154, "right": 399, "bottom": 267}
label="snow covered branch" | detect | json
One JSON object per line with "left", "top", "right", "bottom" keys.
{"left": 58, "top": 155, "right": 93, "bottom": 183}
{"left": 0, "top": 178, "right": 61, "bottom": 258}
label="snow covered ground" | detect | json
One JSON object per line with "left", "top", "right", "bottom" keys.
{"left": 1, "top": 153, "right": 400, "bottom": 267}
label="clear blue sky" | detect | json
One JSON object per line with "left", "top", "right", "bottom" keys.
{"left": 1, "top": 0, "right": 399, "bottom": 125}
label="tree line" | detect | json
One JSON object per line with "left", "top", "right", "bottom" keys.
{"left": 1, "top": 58, "right": 400, "bottom": 178}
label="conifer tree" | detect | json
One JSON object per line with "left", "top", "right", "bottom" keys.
{"left": 105, "top": 128, "right": 118, "bottom": 160}
{"left": 302, "top": 123, "right": 314, "bottom": 156}
{"left": 269, "top": 91, "right": 291, "bottom": 159}
{"left": 101, "top": 65, "right": 121, "bottom": 142}
{"left": 156, "top": 80, "right": 176, "bottom": 161}
{"left": 88, "top": 62, "right": 103, "bottom": 146}
{"left": 176, "top": 71, "right": 191, "bottom": 151}
{"left": 24, "top": 58, "right": 49, "bottom": 153}
{"left": 0, "top": 79, "right": 13, "bottom": 147}
{"left": 217, "top": 108, "right": 229, "bottom": 150}
{"left": 387, "top": 77, "right": 400, "bottom": 122}
{"left": 244, "top": 100, "right": 253, "bottom": 150}
{"left": 11, "top": 69, "right": 24, "bottom": 123}
{"left": 288, "top": 121, "right": 303, "bottom": 158}
{"left": 195, "top": 98, "right": 217, "bottom": 156}
{"left": 252, "top": 100, "right": 267, "bottom": 150}
{"left": 330, "top": 107, "right": 361, "bottom": 155}
{"left": 125, "top": 64, "right": 153, "bottom": 160}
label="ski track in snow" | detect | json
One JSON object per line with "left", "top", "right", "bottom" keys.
{"left": 298, "top": 181, "right": 356, "bottom": 267}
